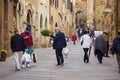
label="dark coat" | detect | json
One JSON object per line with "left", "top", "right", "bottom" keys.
{"left": 111, "top": 35, "right": 120, "bottom": 54}
{"left": 50, "top": 31, "right": 67, "bottom": 49}
{"left": 94, "top": 35, "right": 107, "bottom": 54}
{"left": 10, "top": 34, "right": 27, "bottom": 52}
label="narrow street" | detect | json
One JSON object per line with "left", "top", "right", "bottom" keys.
{"left": 0, "top": 41, "right": 120, "bottom": 80}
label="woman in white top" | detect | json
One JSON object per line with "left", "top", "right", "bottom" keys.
{"left": 80, "top": 30, "right": 92, "bottom": 63}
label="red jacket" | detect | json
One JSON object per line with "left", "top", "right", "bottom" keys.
{"left": 21, "top": 32, "right": 33, "bottom": 46}
{"left": 72, "top": 34, "right": 77, "bottom": 41}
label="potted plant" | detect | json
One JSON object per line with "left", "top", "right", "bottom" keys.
{"left": 0, "top": 49, "right": 7, "bottom": 61}
{"left": 41, "top": 29, "right": 53, "bottom": 48}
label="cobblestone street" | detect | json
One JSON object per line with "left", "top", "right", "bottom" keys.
{"left": 0, "top": 41, "right": 120, "bottom": 80}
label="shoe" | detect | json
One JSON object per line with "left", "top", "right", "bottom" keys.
{"left": 22, "top": 65, "right": 26, "bottom": 69}
{"left": 56, "top": 64, "right": 60, "bottom": 66}
{"left": 15, "top": 67, "right": 20, "bottom": 71}
{"left": 106, "top": 55, "right": 109, "bottom": 57}
{"left": 26, "top": 64, "right": 31, "bottom": 67}
{"left": 60, "top": 63, "right": 64, "bottom": 66}
{"left": 99, "top": 61, "right": 102, "bottom": 64}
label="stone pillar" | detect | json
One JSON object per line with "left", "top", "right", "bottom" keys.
{"left": 0, "top": 0, "right": 4, "bottom": 50}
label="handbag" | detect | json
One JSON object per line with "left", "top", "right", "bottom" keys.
{"left": 22, "top": 51, "right": 32, "bottom": 62}
{"left": 81, "top": 40, "right": 83, "bottom": 45}
{"left": 81, "top": 36, "right": 84, "bottom": 46}
{"left": 30, "top": 48, "right": 37, "bottom": 63}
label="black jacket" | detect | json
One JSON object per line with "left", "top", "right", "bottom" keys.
{"left": 111, "top": 35, "right": 120, "bottom": 54}
{"left": 10, "top": 34, "right": 26, "bottom": 52}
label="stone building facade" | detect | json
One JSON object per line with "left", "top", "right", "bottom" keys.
{"left": 74, "top": 0, "right": 87, "bottom": 26}
{"left": 93, "top": 0, "right": 115, "bottom": 40}
{"left": 0, "top": 0, "right": 73, "bottom": 55}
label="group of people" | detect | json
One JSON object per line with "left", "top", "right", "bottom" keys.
{"left": 10, "top": 25, "right": 33, "bottom": 71}
{"left": 79, "top": 29, "right": 120, "bottom": 73}
{"left": 10, "top": 24, "right": 120, "bottom": 73}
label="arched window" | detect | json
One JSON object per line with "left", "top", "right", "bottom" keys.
{"left": 50, "top": 0, "right": 54, "bottom": 5}
{"left": 40, "top": 15, "right": 43, "bottom": 28}
{"left": 45, "top": 18, "right": 48, "bottom": 29}
{"left": 27, "top": 10, "right": 32, "bottom": 24}
{"left": 55, "top": 0, "right": 58, "bottom": 8}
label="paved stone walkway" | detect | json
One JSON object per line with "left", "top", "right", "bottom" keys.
{"left": 0, "top": 41, "right": 120, "bottom": 80}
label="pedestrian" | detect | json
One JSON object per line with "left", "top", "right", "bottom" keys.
{"left": 80, "top": 30, "right": 92, "bottom": 63}
{"left": 72, "top": 33, "right": 77, "bottom": 44}
{"left": 111, "top": 30, "right": 120, "bottom": 73}
{"left": 21, "top": 25, "right": 33, "bottom": 68}
{"left": 10, "top": 28, "right": 26, "bottom": 71}
{"left": 103, "top": 30, "right": 111, "bottom": 57}
{"left": 94, "top": 33, "right": 107, "bottom": 64}
{"left": 50, "top": 27, "right": 67, "bottom": 66}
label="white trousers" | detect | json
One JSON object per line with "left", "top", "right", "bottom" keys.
{"left": 13, "top": 51, "right": 23, "bottom": 69}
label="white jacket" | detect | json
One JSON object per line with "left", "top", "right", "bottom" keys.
{"left": 80, "top": 34, "right": 92, "bottom": 48}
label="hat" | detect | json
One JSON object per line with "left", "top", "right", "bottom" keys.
{"left": 26, "top": 25, "right": 30, "bottom": 31}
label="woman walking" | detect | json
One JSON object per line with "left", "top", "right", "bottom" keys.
{"left": 80, "top": 30, "right": 92, "bottom": 63}
{"left": 94, "top": 33, "right": 107, "bottom": 64}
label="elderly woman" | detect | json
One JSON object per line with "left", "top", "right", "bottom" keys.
{"left": 94, "top": 33, "right": 107, "bottom": 64}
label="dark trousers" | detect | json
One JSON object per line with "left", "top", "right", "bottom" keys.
{"left": 73, "top": 40, "right": 76, "bottom": 44}
{"left": 106, "top": 41, "right": 109, "bottom": 56}
{"left": 116, "top": 54, "right": 120, "bottom": 72}
{"left": 96, "top": 50, "right": 104, "bottom": 63}
{"left": 55, "top": 49, "right": 64, "bottom": 65}
{"left": 83, "top": 48, "right": 89, "bottom": 63}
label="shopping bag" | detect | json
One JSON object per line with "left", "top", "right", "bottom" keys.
{"left": 22, "top": 52, "right": 32, "bottom": 62}
{"left": 30, "top": 48, "right": 36, "bottom": 63}
{"left": 62, "top": 47, "right": 69, "bottom": 58}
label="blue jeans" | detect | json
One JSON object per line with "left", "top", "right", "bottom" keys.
{"left": 22, "top": 46, "right": 32, "bottom": 65}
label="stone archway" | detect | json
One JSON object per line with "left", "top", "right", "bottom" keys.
{"left": 27, "top": 10, "right": 32, "bottom": 24}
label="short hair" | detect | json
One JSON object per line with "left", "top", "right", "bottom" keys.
{"left": 14, "top": 28, "right": 18, "bottom": 33}
{"left": 55, "top": 27, "right": 61, "bottom": 31}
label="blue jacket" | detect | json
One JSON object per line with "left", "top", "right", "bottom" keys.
{"left": 111, "top": 35, "right": 120, "bottom": 54}
{"left": 50, "top": 31, "right": 67, "bottom": 49}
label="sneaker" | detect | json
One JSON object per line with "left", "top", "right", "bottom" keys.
{"left": 15, "top": 67, "right": 20, "bottom": 71}
{"left": 26, "top": 64, "right": 31, "bottom": 67}
{"left": 22, "top": 65, "right": 26, "bottom": 69}
{"left": 56, "top": 64, "right": 60, "bottom": 66}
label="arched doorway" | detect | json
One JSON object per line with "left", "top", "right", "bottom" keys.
{"left": 26, "top": 10, "right": 32, "bottom": 32}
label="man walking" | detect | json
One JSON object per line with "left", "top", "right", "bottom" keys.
{"left": 111, "top": 30, "right": 120, "bottom": 73}
{"left": 10, "top": 29, "right": 26, "bottom": 71}
{"left": 21, "top": 25, "right": 33, "bottom": 68}
{"left": 50, "top": 27, "right": 67, "bottom": 66}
